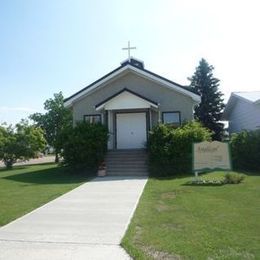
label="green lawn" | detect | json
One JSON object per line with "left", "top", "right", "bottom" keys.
{"left": 122, "top": 172, "right": 260, "bottom": 259}
{"left": 0, "top": 163, "right": 89, "bottom": 226}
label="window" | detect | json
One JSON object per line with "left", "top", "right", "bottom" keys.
{"left": 162, "top": 111, "right": 180, "bottom": 127}
{"left": 84, "top": 114, "right": 101, "bottom": 124}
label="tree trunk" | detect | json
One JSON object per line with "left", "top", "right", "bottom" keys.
{"left": 55, "top": 152, "right": 59, "bottom": 163}
{"left": 4, "top": 159, "right": 15, "bottom": 169}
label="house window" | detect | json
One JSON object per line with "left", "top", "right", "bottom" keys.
{"left": 84, "top": 114, "right": 101, "bottom": 124}
{"left": 162, "top": 111, "right": 181, "bottom": 127}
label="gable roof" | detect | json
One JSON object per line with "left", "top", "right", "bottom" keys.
{"left": 223, "top": 91, "right": 260, "bottom": 119}
{"left": 64, "top": 59, "right": 200, "bottom": 107}
{"left": 95, "top": 88, "right": 158, "bottom": 111}
{"left": 233, "top": 91, "right": 260, "bottom": 103}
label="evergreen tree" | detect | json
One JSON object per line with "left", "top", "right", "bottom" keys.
{"left": 189, "top": 58, "right": 225, "bottom": 140}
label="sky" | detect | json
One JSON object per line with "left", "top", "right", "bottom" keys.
{"left": 1, "top": 0, "right": 260, "bottom": 125}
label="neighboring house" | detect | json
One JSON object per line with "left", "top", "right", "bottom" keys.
{"left": 223, "top": 91, "right": 260, "bottom": 133}
{"left": 64, "top": 58, "right": 200, "bottom": 150}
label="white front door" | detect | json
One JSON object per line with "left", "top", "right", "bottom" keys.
{"left": 116, "top": 112, "right": 147, "bottom": 149}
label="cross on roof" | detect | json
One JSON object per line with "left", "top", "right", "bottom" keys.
{"left": 122, "top": 41, "right": 136, "bottom": 61}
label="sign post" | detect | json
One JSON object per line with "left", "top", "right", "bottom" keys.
{"left": 192, "top": 141, "right": 232, "bottom": 179}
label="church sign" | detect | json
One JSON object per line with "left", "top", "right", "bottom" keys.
{"left": 192, "top": 141, "right": 232, "bottom": 173}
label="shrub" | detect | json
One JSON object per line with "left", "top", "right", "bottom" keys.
{"left": 230, "top": 130, "right": 260, "bottom": 171}
{"left": 148, "top": 121, "right": 212, "bottom": 176}
{"left": 189, "top": 179, "right": 224, "bottom": 186}
{"left": 61, "top": 122, "right": 108, "bottom": 171}
{"left": 224, "top": 172, "right": 245, "bottom": 184}
{"left": 188, "top": 173, "right": 245, "bottom": 185}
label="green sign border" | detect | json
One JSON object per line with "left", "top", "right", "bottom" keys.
{"left": 192, "top": 141, "right": 233, "bottom": 173}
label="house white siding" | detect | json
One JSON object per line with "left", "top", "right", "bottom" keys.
{"left": 228, "top": 99, "right": 260, "bottom": 133}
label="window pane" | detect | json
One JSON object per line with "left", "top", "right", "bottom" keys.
{"left": 92, "top": 115, "right": 101, "bottom": 123}
{"left": 84, "top": 115, "right": 101, "bottom": 124}
{"left": 163, "top": 112, "right": 180, "bottom": 125}
{"left": 84, "top": 116, "right": 91, "bottom": 123}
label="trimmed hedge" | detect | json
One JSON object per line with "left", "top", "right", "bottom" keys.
{"left": 230, "top": 130, "right": 260, "bottom": 171}
{"left": 62, "top": 122, "right": 108, "bottom": 170}
{"left": 148, "top": 122, "right": 211, "bottom": 176}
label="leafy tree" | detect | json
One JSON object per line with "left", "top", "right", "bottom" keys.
{"left": 189, "top": 58, "right": 225, "bottom": 140}
{"left": 30, "top": 92, "right": 72, "bottom": 163}
{"left": 0, "top": 121, "right": 46, "bottom": 169}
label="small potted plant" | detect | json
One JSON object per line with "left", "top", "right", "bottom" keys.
{"left": 97, "top": 161, "right": 106, "bottom": 177}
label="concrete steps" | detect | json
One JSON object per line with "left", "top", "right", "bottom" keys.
{"left": 105, "top": 149, "right": 148, "bottom": 176}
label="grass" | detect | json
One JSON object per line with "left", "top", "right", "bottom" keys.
{"left": 0, "top": 163, "right": 90, "bottom": 226}
{"left": 122, "top": 171, "right": 260, "bottom": 259}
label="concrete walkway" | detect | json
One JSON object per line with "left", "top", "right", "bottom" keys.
{"left": 0, "top": 176, "right": 147, "bottom": 260}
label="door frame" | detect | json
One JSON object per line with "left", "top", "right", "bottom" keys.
{"left": 114, "top": 110, "right": 150, "bottom": 149}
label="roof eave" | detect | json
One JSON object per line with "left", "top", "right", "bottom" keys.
{"left": 127, "top": 65, "right": 201, "bottom": 103}
{"left": 64, "top": 65, "right": 129, "bottom": 107}
{"left": 64, "top": 63, "right": 201, "bottom": 107}
{"left": 95, "top": 88, "right": 159, "bottom": 111}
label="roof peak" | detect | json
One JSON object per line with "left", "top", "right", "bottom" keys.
{"left": 64, "top": 59, "right": 200, "bottom": 106}
{"left": 121, "top": 57, "right": 144, "bottom": 69}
